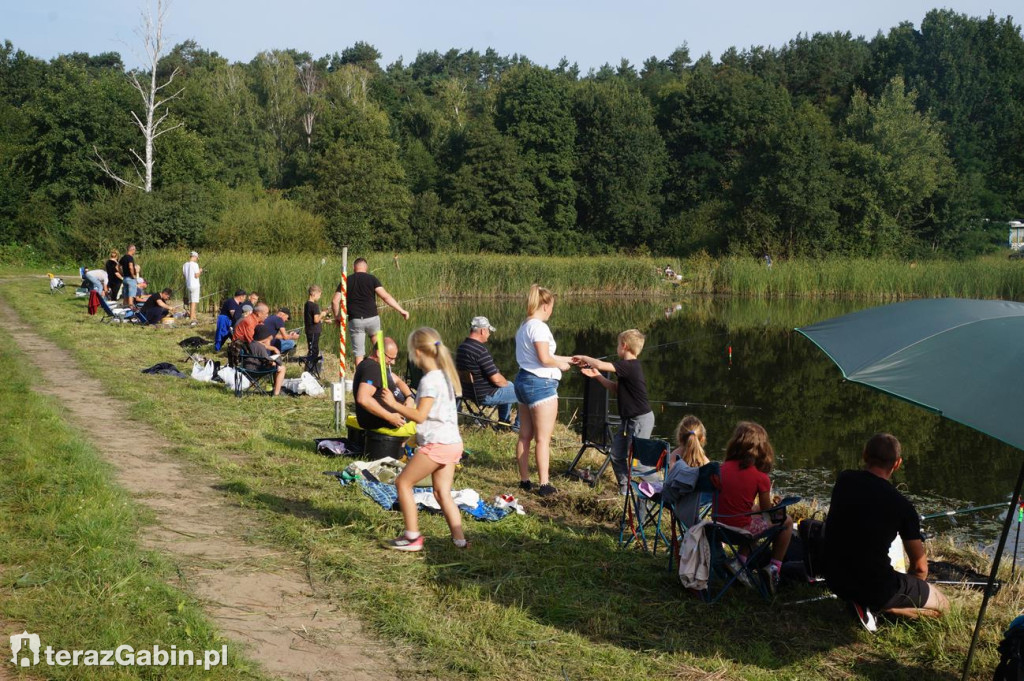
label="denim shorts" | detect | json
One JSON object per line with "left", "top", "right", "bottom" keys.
{"left": 514, "top": 370, "right": 559, "bottom": 407}
{"left": 122, "top": 277, "right": 138, "bottom": 298}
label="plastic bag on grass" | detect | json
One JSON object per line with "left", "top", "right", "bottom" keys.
{"left": 191, "top": 360, "right": 214, "bottom": 382}
{"left": 217, "top": 366, "right": 249, "bottom": 391}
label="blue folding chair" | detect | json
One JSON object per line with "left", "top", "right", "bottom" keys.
{"left": 618, "top": 437, "right": 671, "bottom": 554}
{"left": 697, "top": 461, "right": 800, "bottom": 602}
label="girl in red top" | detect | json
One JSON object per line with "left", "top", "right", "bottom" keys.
{"left": 717, "top": 421, "right": 792, "bottom": 588}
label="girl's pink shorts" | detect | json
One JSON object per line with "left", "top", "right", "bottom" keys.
{"left": 418, "top": 442, "right": 463, "bottom": 465}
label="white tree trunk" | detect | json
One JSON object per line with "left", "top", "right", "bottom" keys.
{"left": 95, "top": 0, "right": 183, "bottom": 192}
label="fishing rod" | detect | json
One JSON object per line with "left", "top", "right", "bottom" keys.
{"left": 557, "top": 395, "right": 761, "bottom": 411}
{"left": 920, "top": 502, "right": 1008, "bottom": 522}
{"left": 195, "top": 288, "right": 228, "bottom": 303}
{"left": 594, "top": 331, "right": 731, "bottom": 360}
{"left": 377, "top": 293, "right": 439, "bottom": 310}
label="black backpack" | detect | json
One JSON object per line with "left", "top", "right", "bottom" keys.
{"left": 798, "top": 518, "right": 827, "bottom": 581}
{"left": 994, "top": 616, "right": 1024, "bottom": 681}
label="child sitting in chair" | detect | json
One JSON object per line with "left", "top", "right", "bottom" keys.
{"left": 717, "top": 421, "right": 792, "bottom": 591}
{"left": 669, "top": 414, "right": 710, "bottom": 469}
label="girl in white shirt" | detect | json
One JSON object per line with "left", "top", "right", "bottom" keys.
{"left": 380, "top": 327, "right": 467, "bottom": 551}
{"left": 513, "top": 285, "right": 573, "bottom": 497}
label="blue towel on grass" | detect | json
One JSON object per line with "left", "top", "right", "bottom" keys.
{"left": 355, "top": 479, "right": 510, "bottom": 522}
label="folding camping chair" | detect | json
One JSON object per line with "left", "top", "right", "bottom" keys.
{"left": 456, "top": 370, "right": 516, "bottom": 431}
{"left": 179, "top": 336, "right": 213, "bottom": 364}
{"left": 97, "top": 296, "right": 145, "bottom": 324}
{"left": 618, "top": 437, "right": 671, "bottom": 554}
{"left": 47, "top": 273, "right": 65, "bottom": 294}
{"left": 688, "top": 461, "right": 800, "bottom": 602}
{"left": 227, "top": 343, "right": 280, "bottom": 397}
{"left": 664, "top": 461, "right": 714, "bottom": 571}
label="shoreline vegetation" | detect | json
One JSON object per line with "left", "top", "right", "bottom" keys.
{"left": 132, "top": 251, "right": 1024, "bottom": 310}
{"left": 0, "top": 275, "right": 1022, "bottom": 679}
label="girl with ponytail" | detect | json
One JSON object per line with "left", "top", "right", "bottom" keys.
{"left": 380, "top": 327, "right": 466, "bottom": 551}
{"left": 513, "top": 284, "right": 573, "bottom": 497}
{"left": 669, "top": 415, "right": 709, "bottom": 469}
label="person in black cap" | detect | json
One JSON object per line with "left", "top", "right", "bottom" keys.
{"left": 246, "top": 324, "right": 287, "bottom": 396}
{"left": 259, "top": 306, "right": 300, "bottom": 354}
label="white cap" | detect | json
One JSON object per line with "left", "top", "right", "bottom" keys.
{"left": 471, "top": 316, "right": 496, "bottom": 332}
{"left": 190, "top": 251, "right": 199, "bottom": 257}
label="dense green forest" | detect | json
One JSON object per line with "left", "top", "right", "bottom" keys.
{"left": 1, "top": 9, "right": 1022, "bottom": 261}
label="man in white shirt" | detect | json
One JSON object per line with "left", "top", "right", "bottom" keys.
{"left": 84, "top": 268, "right": 109, "bottom": 297}
{"left": 182, "top": 251, "right": 202, "bottom": 323}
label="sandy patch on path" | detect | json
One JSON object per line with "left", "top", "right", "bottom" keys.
{"left": 0, "top": 296, "right": 405, "bottom": 681}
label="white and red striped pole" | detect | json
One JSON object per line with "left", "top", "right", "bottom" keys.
{"left": 333, "top": 248, "right": 348, "bottom": 431}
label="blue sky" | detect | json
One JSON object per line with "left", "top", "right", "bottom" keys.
{"left": 4, "top": 0, "right": 1020, "bottom": 71}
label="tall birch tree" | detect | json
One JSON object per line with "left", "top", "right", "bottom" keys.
{"left": 95, "top": 0, "right": 182, "bottom": 192}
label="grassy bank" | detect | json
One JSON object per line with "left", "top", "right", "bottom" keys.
{"left": 0, "top": 336, "right": 261, "bottom": 679}
{"left": 2, "top": 279, "right": 1021, "bottom": 679}
{"left": 110, "top": 251, "right": 1024, "bottom": 314}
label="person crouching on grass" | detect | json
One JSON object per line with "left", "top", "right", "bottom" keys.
{"left": 379, "top": 327, "right": 467, "bottom": 552}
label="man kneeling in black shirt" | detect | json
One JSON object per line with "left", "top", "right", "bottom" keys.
{"left": 824, "top": 433, "right": 949, "bottom": 624}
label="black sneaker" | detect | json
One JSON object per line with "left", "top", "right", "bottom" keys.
{"left": 519, "top": 480, "right": 533, "bottom": 492}
{"left": 537, "top": 484, "right": 557, "bottom": 497}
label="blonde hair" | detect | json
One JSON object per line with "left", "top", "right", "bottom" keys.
{"left": 526, "top": 284, "right": 554, "bottom": 317}
{"left": 408, "top": 327, "right": 461, "bottom": 397}
{"left": 109, "top": 249, "right": 120, "bottom": 259}
{"left": 619, "top": 329, "right": 646, "bottom": 355}
{"left": 675, "top": 415, "right": 709, "bottom": 467}
{"left": 308, "top": 284, "right": 321, "bottom": 295}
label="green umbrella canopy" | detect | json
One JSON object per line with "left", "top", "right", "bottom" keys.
{"left": 797, "top": 297, "right": 1024, "bottom": 679}
{"left": 796, "top": 298, "right": 1024, "bottom": 453}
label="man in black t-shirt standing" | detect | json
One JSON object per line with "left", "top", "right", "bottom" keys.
{"left": 119, "top": 244, "right": 140, "bottom": 309}
{"left": 573, "top": 329, "right": 654, "bottom": 494}
{"left": 455, "top": 316, "right": 518, "bottom": 426}
{"left": 824, "top": 433, "right": 948, "bottom": 626}
{"left": 353, "top": 336, "right": 414, "bottom": 431}
{"left": 331, "top": 257, "right": 409, "bottom": 367}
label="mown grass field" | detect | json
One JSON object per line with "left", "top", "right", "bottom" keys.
{"left": 2, "top": 275, "right": 1022, "bottom": 680}
{"left": 0, "top": 329, "right": 263, "bottom": 679}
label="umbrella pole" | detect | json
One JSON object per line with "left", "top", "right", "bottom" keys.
{"left": 962, "top": 458, "right": 1024, "bottom": 681}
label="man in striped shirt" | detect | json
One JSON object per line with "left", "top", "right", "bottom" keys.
{"left": 455, "top": 316, "right": 518, "bottom": 427}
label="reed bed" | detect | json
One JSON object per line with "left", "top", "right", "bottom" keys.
{"left": 136, "top": 250, "right": 1024, "bottom": 311}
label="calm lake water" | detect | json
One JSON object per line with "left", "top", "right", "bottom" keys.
{"left": 375, "top": 295, "right": 1020, "bottom": 551}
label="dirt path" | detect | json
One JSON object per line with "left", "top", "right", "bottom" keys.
{"left": 0, "top": 296, "right": 403, "bottom": 681}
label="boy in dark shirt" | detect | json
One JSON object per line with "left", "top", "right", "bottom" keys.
{"left": 303, "top": 285, "right": 326, "bottom": 374}
{"left": 572, "top": 329, "right": 655, "bottom": 494}
{"left": 824, "top": 433, "right": 948, "bottom": 627}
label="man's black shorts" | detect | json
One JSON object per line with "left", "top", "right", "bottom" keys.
{"left": 879, "top": 572, "right": 931, "bottom": 610}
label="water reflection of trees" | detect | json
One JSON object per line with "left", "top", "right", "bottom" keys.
{"left": 399, "top": 296, "right": 1020, "bottom": 507}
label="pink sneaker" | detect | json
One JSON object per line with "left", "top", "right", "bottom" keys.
{"left": 386, "top": 534, "right": 424, "bottom": 552}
